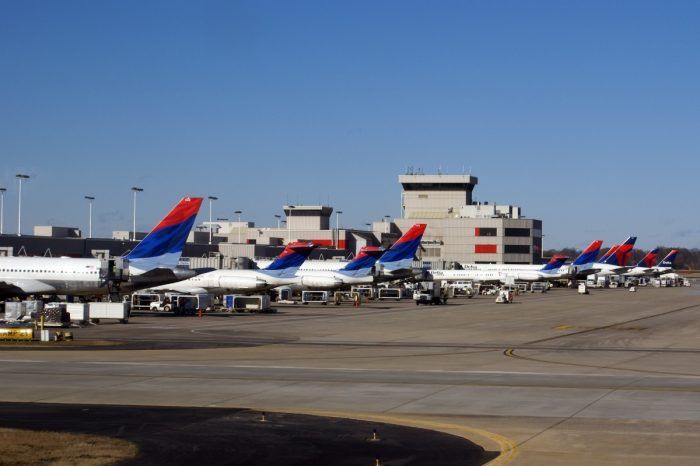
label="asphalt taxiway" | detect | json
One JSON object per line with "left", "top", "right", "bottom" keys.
{"left": 2, "top": 285, "right": 700, "bottom": 465}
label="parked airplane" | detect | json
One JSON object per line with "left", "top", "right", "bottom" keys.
{"left": 593, "top": 236, "right": 637, "bottom": 276}
{"left": 0, "top": 197, "right": 203, "bottom": 299}
{"left": 290, "top": 246, "right": 386, "bottom": 289}
{"left": 623, "top": 248, "right": 660, "bottom": 277}
{"left": 427, "top": 255, "right": 570, "bottom": 284}
{"left": 568, "top": 239, "right": 604, "bottom": 278}
{"left": 374, "top": 223, "right": 427, "bottom": 282}
{"left": 458, "top": 256, "right": 569, "bottom": 274}
{"left": 263, "top": 223, "right": 428, "bottom": 281}
{"left": 652, "top": 249, "right": 679, "bottom": 276}
{"left": 149, "top": 241, "right": 317, "bottom": 295}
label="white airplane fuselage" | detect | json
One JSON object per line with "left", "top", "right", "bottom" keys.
{"left": 149, "top": 269, "right": 297, "bottom": 295}
{"left": 433, "top": 266, "right": 571, "bottom": 283}
{"left": 285, "top": 271, "right": 374, "bottom": 290}
{"left": 426, "top": 269, "right": 505, "bottom": 284}
{"left": 0, "top": 256, "right": 105, "bottom": 297}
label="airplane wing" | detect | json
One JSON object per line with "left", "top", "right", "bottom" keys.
{"left": 574, "top": 268, "right": 601, "bottom": 278}
{"left": 0, "top": 279, "right": 57, "bottom": 296}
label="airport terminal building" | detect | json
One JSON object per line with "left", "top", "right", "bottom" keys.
{"left": 0, "top": 172, "right": 542, "bottom": 267}
{"left": 371, "top": 173, "right": 543, "bottom": 265}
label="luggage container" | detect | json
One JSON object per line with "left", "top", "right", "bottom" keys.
{"left": 302, "top": 291, "right": 330, "bottom": 305}
{"left": 88, "top": 302, "right": 130, "bottom": 323}
{"left": 66, "top": 303, "right": 89, "bottom": 324}
{"left": 4, "top": 302, "right": 28, "bottom": 321}
{"left": 332, "top": 291, "right": 359, "bottom": 305}
{"left": 24, "top": 300, "right": 44, "bottom": 315}
{"left": 39, "top": 303, "right": 70, "bottom": 327}
{"left": 377, "top": 288, "right": 403, "bottom": 301}
{"left": 351, "top": 286, "right": 375, "bottom": 300}
{"left": 224, "top": 295, "right": 272, "bottom": 312}
{"left": 530, "top": 282, "right": 548, "bottom": 293}
{"left": 276, "top": 287, "right": 294, "bottom": 302}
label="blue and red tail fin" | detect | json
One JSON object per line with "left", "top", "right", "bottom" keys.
{"left": 540, "top": 255, "right": 568, "bottom": 272}
{"left": 600, "top": 245, "right": 619, "bottom": 264}
{"left": 657, "top": 249, "right": 678, "bottom": 269}
{"left": 572, "top": 240, "right": 603, "bottom": 266}
{"left": 637, "top": 248, "right": 659, "bottom": 268}
{"left": 601, "top": 237, "right": 636, "bottom": 266}
{"left": 615, "top": 236, "right": 636, "bottom": 266}
{"left": 125, "top": 197, "right": 203, "bottom": 274}
{"left": 339, "top": 246, "right": 385, "bottom": 277}
{"left": 264, "top": 242, "right": 317, "bottom": 277}
{"left": 378, "top": 223, "right": 427, "bottom": 272}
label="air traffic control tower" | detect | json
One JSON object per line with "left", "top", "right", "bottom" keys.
{"left": 400, "top": 173, "right": 478, "bottom": 219}
{"left": 380, "top": 171, "right": 542, "bottom": 265}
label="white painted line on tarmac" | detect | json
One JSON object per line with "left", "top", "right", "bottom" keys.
{"left": 2, "top": 359, "right": 699, "bottom": 379}
{"left": 0, "top": 359, "right": 48, "bottom": 363}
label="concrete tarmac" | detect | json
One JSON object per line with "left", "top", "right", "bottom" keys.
{"left": 2, "top": 285, "right": 700, "bottom": 464}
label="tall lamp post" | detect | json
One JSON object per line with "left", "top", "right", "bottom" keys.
{"left": 335, "top": 210, "right": 343, "bottom": 248}
{"left": 16, "top": 174, "right": 30, "bottom": 236}
{"left": 274, "top": 214, "right": 281, "bottom": 229}
{"left": 131, "top": 187, "right": 143, "bottom": 240}
{"left": 287, "top": 205, "right": 295, "bottom": 244}
{"left": 208, "top": 196, "right": 218, "bottom": 245}
{"left": 234, "top": 210, "right": 243, "bottom": 243}
{"left": 0, "top": 187, "right": 6, "bottom": 235}
{"left": 85, "top": 196, "right": 95, "bottom": 238}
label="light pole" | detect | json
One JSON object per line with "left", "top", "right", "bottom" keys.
{"left": 383, "top": 215, "right": 390, "bottom": 233}
{"left": 208, "top": 196, "right": 218, "bottom": 245}
{"left": 541, "top": 234, "right": 546, "bottom": 262}
{"left": 274, "top": 214, "right": 281, "bottom": 229}
{"left": 15, "top": 174, "right": 30, "bottom": 236}
{"left": 234, "top": 210, "right": 243, "bottom": 243}
{"left": 287, "top": 205, "right": 295, "bottom": 244}
{"left": 335, "top": 210, "right": 343, "bottom": 248}
{"left": 85, "top": 196, "right": 95, "bottom": 238}
{"left": 131, "top": 187, "right": 143, "bottom": 240}
{"left": 0, "top": 187, "right": 5, "bottom": 235}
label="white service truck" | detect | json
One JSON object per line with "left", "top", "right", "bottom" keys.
{"left": 413, "top": 281, "right": 447, "bottom": 305}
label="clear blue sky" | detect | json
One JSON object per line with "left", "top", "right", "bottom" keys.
{"left": 1, "top": 1, "right": 698, "bottom": 249}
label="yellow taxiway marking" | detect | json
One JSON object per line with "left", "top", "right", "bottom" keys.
{"left": 255, "top": 408, "right": 519, "bottom": 465}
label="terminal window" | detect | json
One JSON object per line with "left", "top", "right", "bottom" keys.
{"left": 504, "top": 244, "right": 530, "bottom": 254}
{"left": 504, "top": 228, "right": 530, "bottom": 237}
{"left": 475, "top": 227, "right": 497, "bottom": 237}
